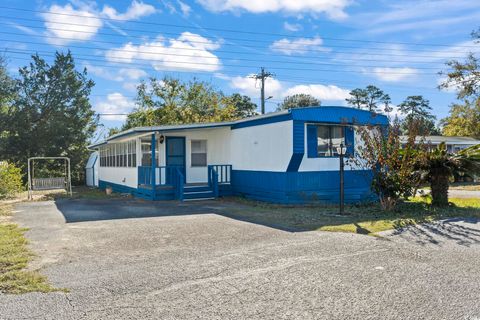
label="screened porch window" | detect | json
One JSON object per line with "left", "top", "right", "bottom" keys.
{"left": 99, "top": 140, "right": 136, "bottom": 167}
{"left": 191, "top": 140, "right": 207, "bottom": 167}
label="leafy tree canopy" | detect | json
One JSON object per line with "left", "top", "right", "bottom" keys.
{"left": 277, "top": 93, "right": 321, "bottom": 110}
{"left": 398, "top": 96, "right": 439, "bottom": 135}
{"left": 345, "top": 85, "right": 391, "bottom": 113}
{"left": 441, "top": 99, "right": 480, "bottom": 138}
{"left": 439, "top": 29, "right": 480, "bottom": 100}
{"left": 0, "top": 52, "right": 97, "bottom": 184}
{"left": 439, "top": 29, "right": 480, "bottom": 138}
{"left": 123, "top": 77, "right": 257, "bottom": 130}
{"left": 0, "top": 57, "right": 16, "bottom": 133}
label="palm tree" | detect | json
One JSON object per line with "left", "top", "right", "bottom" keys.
{"left": 418, "top": 143, "right": 480, "bottom": 206}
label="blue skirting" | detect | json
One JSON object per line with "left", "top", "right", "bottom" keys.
{"left": 231, "top": 170, "right": 375, "bottom": 204}
{"left": 99, "top": 180, "right": 154, "bottom": 200}
{"left": 100, "top": 169, "right": 375, "bottom": 204}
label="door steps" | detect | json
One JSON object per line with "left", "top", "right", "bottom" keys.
{"left": 182, "top": 184, "right": 215, "bottom": 201}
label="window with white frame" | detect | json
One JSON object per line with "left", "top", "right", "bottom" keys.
{"left": 317, "top": 125, "right": 345, "bottom": 157}
{"left": 191, "top": 140, "right": 207, "bottom": 167}
{"left": 99, "top": 140, "right": 136, "bottom": 167}
{"left": 307, "top": 124, "right": 350, "bottom": 158}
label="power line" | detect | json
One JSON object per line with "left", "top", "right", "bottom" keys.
{"left": 0, "top": 45, "right": 447, "bottom": 71}
{"left": 3, "top": 49, "right": 442, "bottom": 75}
{"left": 1, "top": 28, "right": 470, "bottom": 61}
{"left": 5, "top": 55, "right": 446, "bottom": 94}
{"left": 250, "top": 67, "right": 275, "bottom": 114}
{"left": 0, "top": 5, "right": 477, "bottom": 49}
{"left": 1, "top": 18, "right": 477, "bottom": 56}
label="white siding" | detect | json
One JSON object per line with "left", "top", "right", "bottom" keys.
{"left": 230, "top": 121, "right": 293, "bottom": 172}
{"left": 99, "top": 167, "right": 138, "bottom": 188}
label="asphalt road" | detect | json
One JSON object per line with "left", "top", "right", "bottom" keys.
{"left": 1, "top": 199, "right": 480, "bottom": 320}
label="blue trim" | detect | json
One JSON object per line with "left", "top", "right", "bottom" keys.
{"left": 306, "top": 124, "right": 318, "bottom": 158}
{"left": 291, "top": 106, "right": 388, "bottom": 126}
{"left": 91, "top": 107, "right": 387, "bottom": 149}
{"left": 345, "top": 126, "right": 355, "bottom": 156}
{"left": 231, "top": 113, "right": 292, "bottom": 129}
{"left": 99, "top": 180, "right": 154, "bottom": 200}
{"left": 292, "top": 121, "right": 305, "bottom": 153}
{"left": 166, "top": 136, "right": 186, "bottom": 183}
{"left": 286, "top": 153, "right": 303, "bottom": 172}
{"left": 151, "top": 134, "right": 156, "bottom": 195}
{"left": 231, "top": 169, "right": 375, "bottom": 204}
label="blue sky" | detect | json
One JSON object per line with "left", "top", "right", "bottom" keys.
{"left": 2, "top": 0, "right": 480, "bottom": 136}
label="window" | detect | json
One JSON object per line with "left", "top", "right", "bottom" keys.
{"left": 99, "top": 140, "right": 136, "bottom": 167}
{"left": 317, "top": 125, "right": 345, "bottom": 157}
{"left": 141, "top": 139, "right": 152, "bottom": 166}
{"left": 307, "top": 124, "right": 352, "bottom": 158}
{"left": 191, "top": 140, "right": 207, "bottom": 167}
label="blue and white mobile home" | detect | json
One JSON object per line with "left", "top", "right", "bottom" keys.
{"left": 89, "top": 106, "right": 388, "bottom": 203}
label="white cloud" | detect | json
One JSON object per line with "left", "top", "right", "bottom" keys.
{"left": 85, "top": 64, "right": 124, "bottom": 81}
{"left": 368, "top": 67, "right": 419, "bottom": 82}
{"left": 105, "top": 32, "right": 222, "bottom": 72}
{"left": 284, "top": 84, "right": 350, "bottom": 102}
{"left": 102, "top": 1, "right": 157, "bottom": 20}
{"left": 283, "top": 22, "right": 302, "bottom": 32}
{"left": 95, "top": 93, "right": 135, "bottom": 121}
{"left": 42, "top": 1, "right": 157, "bottom": 45}
{"left": 358, "top": 0, "right": 480, "bottom": 35}
{"left": 228, "top": 75, "right": 350, "bottom": 104}
{"left": 270, "top": 37, "right": 326, "bottom": 55}
{"left": 9, "top": 23, "right": 39, "bottom": 36}
{"left": 197, "top": 0, "right": 351, "bottom": 20}
{"left": 229, "top": 75, "right": 284, "bottom": 98}
{"left": 42, "top": 4, "right": 103, "bottom": 45}
{"left": 118, "top": 68, "right": 148, "bottom": 80}
{"left": 123, "top": 82, "right": 140, "bottom": 92}
{"left": 178, "top": 1, "right": 192, "bottom": 17}
{"left": 85, "top": 64, "right": 147, "bottom": 82}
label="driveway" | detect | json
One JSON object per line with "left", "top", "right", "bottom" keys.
{"left": 1, "top": 198, "right": 480, "bottom": 320}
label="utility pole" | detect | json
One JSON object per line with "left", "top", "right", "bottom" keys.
{"left": 250, "top": 67, "right": 274, "bottom": 114}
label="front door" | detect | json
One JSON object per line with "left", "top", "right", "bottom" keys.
{"left": 166, "top": 137, "right": 186, "bottom": 183}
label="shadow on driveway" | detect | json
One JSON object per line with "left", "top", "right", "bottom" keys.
{"left": 55, "top": 198, "right": 480, "bottom": 244}
{"left": 55, "top": 198, "right": 227, "bottom": 222}
{"left": 389, "top": 218, "right": 480, "bottom": 246}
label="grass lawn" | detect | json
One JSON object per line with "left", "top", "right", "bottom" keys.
{"left": 421, "top": 182, "right": 480, "bottom": 192}
{"left": 34, "top": 185, "right": 126, "bottom": 201}
{"left": 449, "top": 182, "right": 480, "bottom": 191}
{"left": 0, "top": 203, "right": 60, "bottom": 294}
{"left": 222, "top": 197, "right": 480, "bottom": 236}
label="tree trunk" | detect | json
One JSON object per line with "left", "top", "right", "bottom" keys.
{"left": 430, "top": 170, "right": 450, "bottom": 207}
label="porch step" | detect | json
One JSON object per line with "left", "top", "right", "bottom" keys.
{"left": 183, "top": 197, "right": 215, "bottom": 202}
{"left": 183, "top": 185, "right": 211, "bottom": 193}
{"left": 183, "top": 190, "right": 215, "bottom": 200}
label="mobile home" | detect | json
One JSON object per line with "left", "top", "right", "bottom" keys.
{"left": 88, "top": 106, "right": 388, "bottom": 203}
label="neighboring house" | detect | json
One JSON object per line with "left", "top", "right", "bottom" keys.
{"left": 85, "top": 151, "right": 99, "bottom": 187}
{"left": 400, "top": 135, "right": 480, "bottom": 153}
{"left": 88, "top": 106, "right": 388, "bottom": 204}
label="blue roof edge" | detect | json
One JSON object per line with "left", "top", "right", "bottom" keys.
{"left": 89, "top": 106, "right": 387, "bottom": 149}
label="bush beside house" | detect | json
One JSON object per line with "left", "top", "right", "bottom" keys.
{"left": 0, "top": 161, "right": 23, "bottom": 199}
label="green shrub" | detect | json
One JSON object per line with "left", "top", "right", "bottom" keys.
{"left": 0, "top": 162, "right": 23, "bottom": 199}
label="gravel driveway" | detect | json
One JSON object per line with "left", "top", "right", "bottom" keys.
{"left": 1, "top": 198, "right": 480, "bottom": 320}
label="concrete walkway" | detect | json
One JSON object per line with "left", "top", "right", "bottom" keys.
{"left": 1, "top": 199, "right": 480, "bottom": 319}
